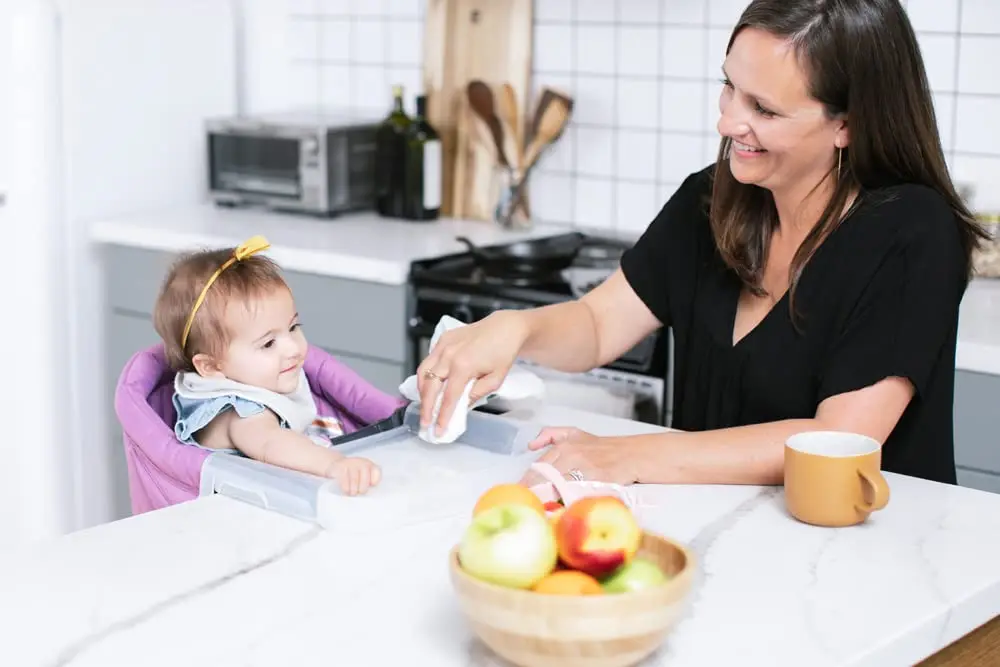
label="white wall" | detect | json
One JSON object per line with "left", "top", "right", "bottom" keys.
{"left": 0, "top": 0, "right": 73, "bottom": 550}
{"left": 0, "top": 0, "right": 244, "bottom": 543}
{"left": 56, "top": 0, "right": 238, "bottom": 529}
{"left": 0, "top": 1, "right": 239, "bottom": 547}
{"left": 274, "top": 0, "right": 1000, "bottom": 233}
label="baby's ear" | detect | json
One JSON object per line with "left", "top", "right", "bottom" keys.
{"left": 191, "top": 353, "right": 223, "bottom": 378}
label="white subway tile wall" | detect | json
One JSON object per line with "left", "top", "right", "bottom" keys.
{"left": 280, "top": 0, "right": 1000, "bottom": 231}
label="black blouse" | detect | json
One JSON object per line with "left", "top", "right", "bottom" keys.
{"left": 620, "top": 165, "right": 968, "bottom": 485}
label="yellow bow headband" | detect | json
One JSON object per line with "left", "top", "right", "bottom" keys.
{"left": 181, "top": 235, "right": 271, "bottom": 350}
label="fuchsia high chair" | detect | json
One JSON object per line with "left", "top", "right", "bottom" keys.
{"left": 114, "top": 343, "right": 405, "bottom": 515}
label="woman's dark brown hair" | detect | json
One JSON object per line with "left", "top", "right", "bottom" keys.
{"left": 710, "top": 0, "right": 988, "bottom": 312}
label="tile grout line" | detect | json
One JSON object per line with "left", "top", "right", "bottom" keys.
{"left": 703, "top": 0, "right": 714, "bottom": 171}
{"left": 610, "top": 0, "right": 620, "bottom": 231}
{"left": 313, "top": 0, "right": 324, "bottom": 108}
{"left": 381, "top": 7, "right": 391, "bottom": 112}
{"left": 654, "top": 0, "right": 665, "bottom": 210}
{"left": 568, "top": 0, "right": 578, "bottom": 227}
{"left": 949, "top": 0, "right": 963, "bottom": 170}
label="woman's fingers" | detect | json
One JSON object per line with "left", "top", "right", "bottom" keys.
{"left": 416, "top": 347, "right": 448, "bottom": 427}
{"left": 519, "top": 447, "right": 561, "bottom": 486}
{"left": 528, "top": 426, "right": 578, "bottom": 450}
{"left": 434, "top": 363, "right": 476, "bottom": 435}
{"left": 418, "top": 370, "right": 445, "bottom": 428}
{"left": 415, "top": 348, "right": 437, "bottom": 394}
{"left": 468, "top": 372, "right": 504, "bottom": 405}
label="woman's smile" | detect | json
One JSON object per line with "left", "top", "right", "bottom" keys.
{"left": 731, "top": 139, "right": 767, "bottom": 158}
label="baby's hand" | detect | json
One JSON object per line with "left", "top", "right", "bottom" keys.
{"left": 327, "top": 456, "right": 381, "bottom": 496}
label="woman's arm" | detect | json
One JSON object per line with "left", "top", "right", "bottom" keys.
{"left": 519, "top": 269, "right": 664, "bottom": 373}
{"left": 416, "top": 270, "right": 665, "bottom": 432}
{"left": 530, "top": 376, "right": 916, "bottom": 486}
{"left": 627, "top": 376, "right": 915, "bottom": 485}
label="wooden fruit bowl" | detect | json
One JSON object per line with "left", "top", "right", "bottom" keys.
{"left": 448, "top": 531, "right": 696, "bottom": 667}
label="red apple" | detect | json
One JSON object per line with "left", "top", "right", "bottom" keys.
{"left": 554, "top": 495, "right": 642, "bottom": 578}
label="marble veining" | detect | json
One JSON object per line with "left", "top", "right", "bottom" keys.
{"left": 47, "top": 527, "right": 323, "bottom": 667}
{"left": 2, "top": 407, "right": 1000, "bottom": 667}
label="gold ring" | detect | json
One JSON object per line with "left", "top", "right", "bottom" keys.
{"left": 424, "top": 370, "right": 444, "bottom": 382}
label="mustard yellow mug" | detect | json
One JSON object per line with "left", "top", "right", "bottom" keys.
{"left": 784, "top": 431, "right": 890, "bottom": 527}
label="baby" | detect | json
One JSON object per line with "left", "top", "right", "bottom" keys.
{"left": 152, "top": 235, "right": 380, "bottom": 496}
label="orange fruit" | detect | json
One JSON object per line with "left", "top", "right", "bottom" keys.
{"left": 473, "top": 483, "right": 546, "bottom": 517}
{"left": 532, "top": 569, "right": 604, "bottom": 595}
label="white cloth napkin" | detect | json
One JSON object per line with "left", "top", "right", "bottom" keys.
{"left": 398, "top": 315, "right": 545, "bottom": 444}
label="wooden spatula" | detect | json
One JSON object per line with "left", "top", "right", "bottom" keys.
{"left": 522, "top": 95, "right": 571, "bottom": 170}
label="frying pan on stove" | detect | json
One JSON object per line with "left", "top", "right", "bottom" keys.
{"left": 455, "top": 233, "right": 586, "bottom": 275}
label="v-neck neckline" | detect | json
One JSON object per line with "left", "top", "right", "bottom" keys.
{"left": 728, "top": 283, "right": 789, "bottom": 348}
{"left": 707, "top": 188, "right": 868, "bottom": 351}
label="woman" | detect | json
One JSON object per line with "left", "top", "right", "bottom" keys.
{"left": 417, "top": 0, "right": 988, "bottom": 487}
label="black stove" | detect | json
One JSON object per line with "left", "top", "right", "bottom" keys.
{"left": 410, "top": 233, "right": 632, "bottom": 301}
{"left": 405, "top": 232, "right": 671, "bottom": 425}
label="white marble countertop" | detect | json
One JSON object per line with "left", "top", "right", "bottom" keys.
{"left": 88, "top": 202, "right": 572, "bottom": 285}
{"left": 2, "top": 405, "right": 999, "bottom": 667}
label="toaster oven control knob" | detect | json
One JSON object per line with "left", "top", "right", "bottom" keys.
{"left": 452, "top": 303, "right": 473, "bottom": 323}
{"left": 302, "top": 137, "right": 319, "bottom": 155}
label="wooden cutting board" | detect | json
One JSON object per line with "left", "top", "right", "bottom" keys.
{"left": 423, "top": 0, "right": 533, "bottom": 221}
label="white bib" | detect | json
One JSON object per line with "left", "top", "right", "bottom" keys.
{"left": 174, "top": 369, "right": 318, "bottom": 434}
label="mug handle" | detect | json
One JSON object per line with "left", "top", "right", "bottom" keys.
{"left": 856, "top": 469, "right": 890, "bottom": 512}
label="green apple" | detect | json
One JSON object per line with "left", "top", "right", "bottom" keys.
{"left": 458, "top": 503, "right": 558, "bottom": 589}
{"left": 601, "top": 558, "right": 669, "bottom": 593}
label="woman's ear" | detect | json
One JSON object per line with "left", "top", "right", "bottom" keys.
{"left": 191, "top": 353, "right": 224, "bottom": 378}
{"left": 834, "top": 118, "right": 850, "bottom": 149}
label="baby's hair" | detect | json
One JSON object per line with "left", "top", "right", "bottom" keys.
{"left": 153, "top": 246, "right": 289, "bottom": 372}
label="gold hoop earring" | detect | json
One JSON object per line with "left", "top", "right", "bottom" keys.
{"left": 837, "top": 147, "right": 842, "bottom": 180}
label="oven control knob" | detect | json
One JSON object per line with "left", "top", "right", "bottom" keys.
{"left": 452, "top": 304, "right": 473, "bottom": 323}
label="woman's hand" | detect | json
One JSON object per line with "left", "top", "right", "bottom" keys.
{"left": 519, "top": 426, "right": 640, "bottom": 487}
{"left": 416, "top": 310, "right": 531, "bottom": 434}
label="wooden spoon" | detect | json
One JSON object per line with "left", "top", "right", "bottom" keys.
{"left": 466, "top": 80, "right": 509, "bottom": 169}
{"left": 499, "top": 82, "right": 524, "bottom": 172}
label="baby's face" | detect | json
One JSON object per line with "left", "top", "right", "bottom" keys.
{"left": 217, "top": 287, "right": 308, "bottom": 394}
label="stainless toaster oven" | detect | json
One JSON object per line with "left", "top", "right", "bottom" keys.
{"left": 205, "top": 110, "right": 380, "bottom": 217}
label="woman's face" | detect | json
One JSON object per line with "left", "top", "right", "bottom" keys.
{"left": 717, "top": 28, "right": 848, "bottom": 196}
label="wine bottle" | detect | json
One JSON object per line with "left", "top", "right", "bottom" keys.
{"left": 374, "top": 84, "right": 411, "bottom": 218}
{"left": 402, "top": 94, "right": 442, "bottom": 221}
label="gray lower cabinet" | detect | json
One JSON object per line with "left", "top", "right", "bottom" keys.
{"left": 954, "top": 369, "right": 1000, "bottom": 494}
{"left": 103, "top": 244, "right": 408, "bottom": 520}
